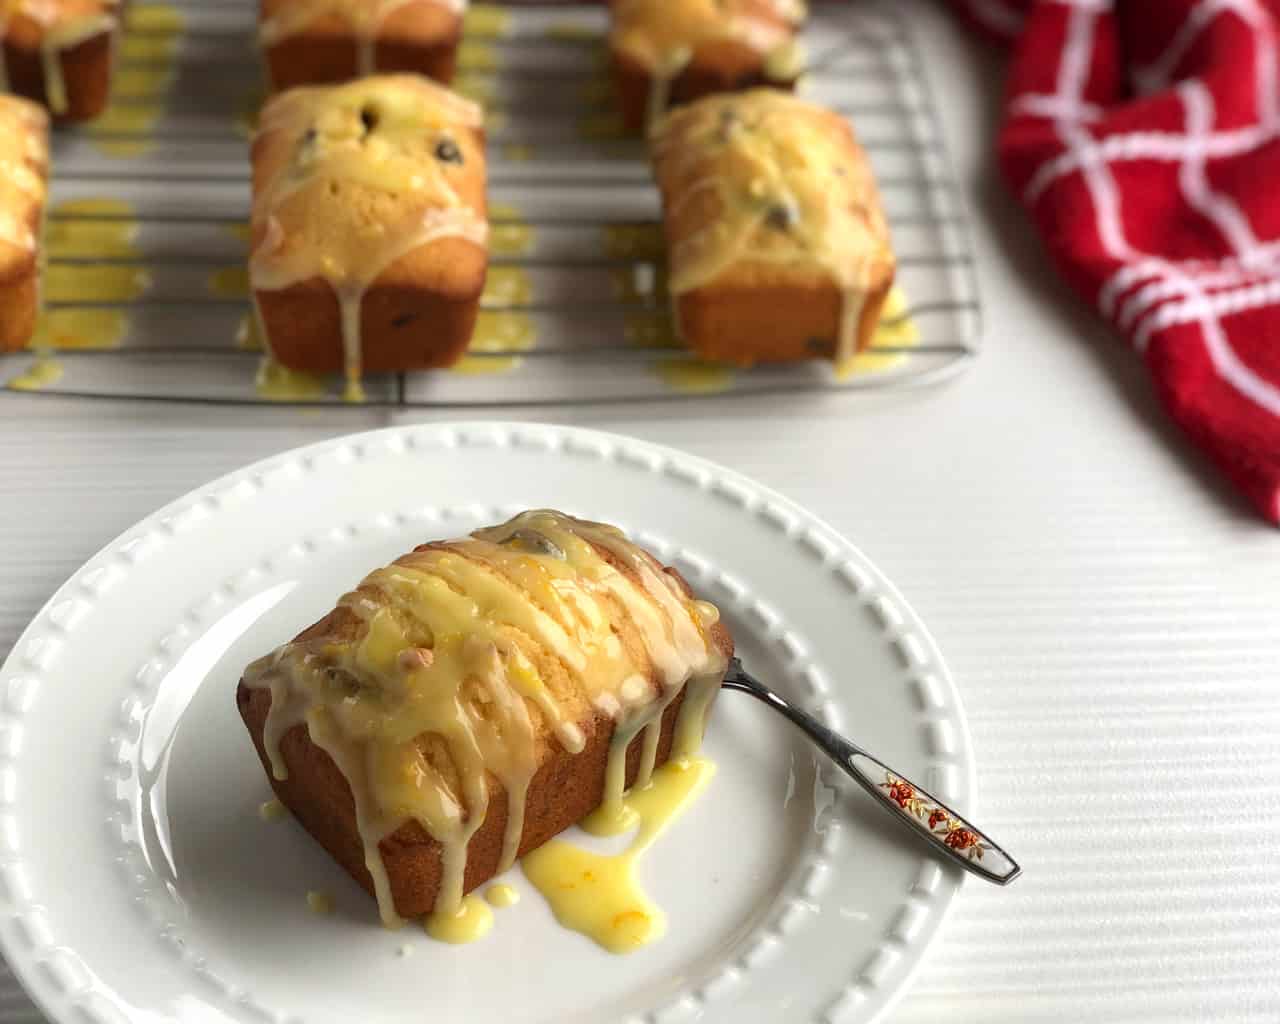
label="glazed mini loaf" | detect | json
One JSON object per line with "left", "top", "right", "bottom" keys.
{"left": 249, "top": 74, "right": 488, "bottom": 398}
{"left": 0, "top": 0, "right": 120, "bottom": 120}
{"left": 609, "top": 0, "right": 805, "bottom": 134}
{"left": 238, "top": 510, "right": 733, "bottom": 926}
{"left": 651, "top": 90, "right": 896, "bottom": 371}
{"left": 0, "top": 96, "right": 50, "bottom": 353}
{"left": 260, "top": 0, "right": 465, "bottom": 91}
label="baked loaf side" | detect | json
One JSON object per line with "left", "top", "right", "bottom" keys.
{"left": 0, "top": 95, "right": 50, "bottom": 353}
{"left": 239, "top": 510, "right": 733, "bottom": 927}
{"left": 652, "top": 89, "right": 896, "bottom": 370}
{"left": 0, "top": 0, "right": 120, "bottom": 121}
{"left": 609, "top": 0, "right": 805, "bottom": 134}
{"left": 260, "top": 0, "right": 465, "bottom": 91}
{"left": 238, "top": 672, "right": 692, "bottom": 920}
{"left": 249, "top": 74, "right": 488, "bottom": 397}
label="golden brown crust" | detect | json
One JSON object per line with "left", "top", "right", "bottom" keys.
{"left": 607, "top": 0, "right": 801, "bottom": 135}
{"left": 2, "top": 26, "right": 115, "bottom": 122}
{"left": 675, "top": 271, "right": 893, "bottom": 367}
{"left": 0, "top": 269, "right": 40, "bottom": 354}
{"left": 238, "top": 679, "right": 690, "bottom": 918}
{"left": 253, "top": 236, "right": 486, "bottom": 373}
{"left": 261, "top": 1, "right": 462, "bottom": 90}
{"left": 610, "top": 45, "right": 794, "bottom": 136}
{"left": 236, "top": 555, "right": 732, "bottom": 920}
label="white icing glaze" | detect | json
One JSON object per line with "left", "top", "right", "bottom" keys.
{"left": 242, "top": 511, "right": 729, "bottom": 929}
{"left": 652, "top": 89, "right": 895, "bottom": 370}
{"left": 259, "top": 0, "right": 466, "bottom": 78}
{"left": 0, "top": 1, "right": 119, "bottom": 115}
{"left": 249, "top": 75, "right": 487, "bottom": 397}
{"left": 611, "top": 0, "right": 805, "bottom": 128}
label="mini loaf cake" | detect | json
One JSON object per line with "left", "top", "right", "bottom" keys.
{"left": 609, "top": 0, "right": 805, "bottom": 135}
{"left": 249, "top": 74, "right": 488, "bottom": 399}
{"left": 259, "top": 0, "right": 465, "bottom": 91}
{"left": 0, "top": 95, "right": 50, "bottom": 352}
{"left": 651, "top": 90, "right": 896, "bottom": 371}
{"left": 238, "top": 510, "right": 733, "bottom": 927}
{"left": 0, "top": 0, "right": 121, "bottom": 120}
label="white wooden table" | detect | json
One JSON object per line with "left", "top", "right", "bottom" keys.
{"left": 1, "top": 4, "right": 1277, "bottom": 1020}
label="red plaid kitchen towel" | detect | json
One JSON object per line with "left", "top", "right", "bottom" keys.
{"left": 952, "top": 0, "right": 1280, "bottom": 524}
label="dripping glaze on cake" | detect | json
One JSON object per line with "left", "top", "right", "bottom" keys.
{"left": 0, "top": 94, "right": 49, "bottom": 355}
{"left": 259, "top": 0, "right": 466, "bottom": 84}
{"left": 0, "top": 0, "right": 118, "bottom": 116}
{"left": 610, "top": 0, "right": 805, "bottom": 132}
{"left": 651, "top": 89, "right": 895, "bottom": 371}
{"left": 240, "top": 510, "right": 731, "bottom": 938}
{"left": 0, "top": 94, "right": 47, "bottom": 256}
{"left": 248, "top": 74, "right": 487, "bottom": 400}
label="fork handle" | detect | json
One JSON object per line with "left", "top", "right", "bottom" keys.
{"left": 723, "top": 659, "right": 1020, "bottom": 885}
{"left": 842, "top": 749, "right": 1021, "bottom": 885}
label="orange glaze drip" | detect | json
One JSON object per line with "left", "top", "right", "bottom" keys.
{"left": 651, "top": 89, "right": 895, "bottom": 370}
{"left": 609, "top": 0, "right": 805, "bottom": 130}
{"left": 248, "top": 74, "right": 487, "bottom": 400}
{"left": 0, "top": 0, "right": 120, "bottom": 115}
{"left": 259, "top": 0, "right": 465, "bottom": 80}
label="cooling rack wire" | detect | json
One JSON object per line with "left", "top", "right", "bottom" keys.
{"left": 7, "top": 0, "right": 983, "bottom": 407}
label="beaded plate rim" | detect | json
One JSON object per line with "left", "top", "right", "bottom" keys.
{"left": 0, "top": 422, "right": 974, "bottom": 1024}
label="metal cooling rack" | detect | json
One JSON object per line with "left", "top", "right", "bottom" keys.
{"left": 8, "top": 0, "right": 982, "bottom": 406}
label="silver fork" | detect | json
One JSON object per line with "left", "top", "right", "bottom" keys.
{"left": 723, "top": 657, "right": 1021, "bottom": 886}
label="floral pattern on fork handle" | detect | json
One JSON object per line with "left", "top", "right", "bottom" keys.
{"left": 844, "top": 751, "right": 1020, "bottom": 883}
{"left": 881, "top": 773, "right": 984, "bottom": 857}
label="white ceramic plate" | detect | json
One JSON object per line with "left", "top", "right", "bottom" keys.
{"left": 0, "top": 422, "right": 973, "bottom": 1024}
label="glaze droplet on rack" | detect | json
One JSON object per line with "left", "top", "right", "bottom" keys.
{"left": 88, "top": 3, "right": 184, "bottom": 157}
{"left": 39, "top": 197, "right": 149, "bottom": 355}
